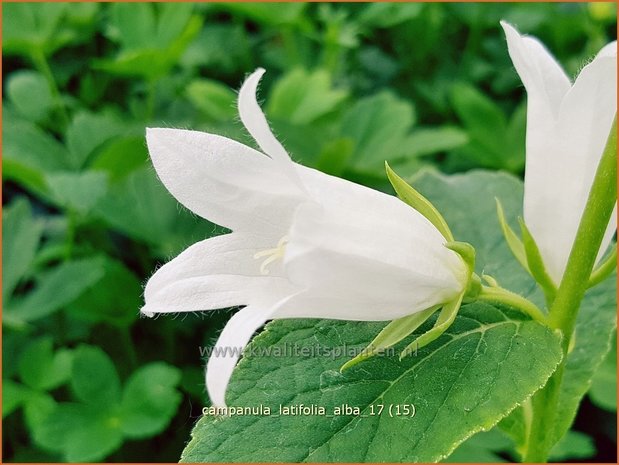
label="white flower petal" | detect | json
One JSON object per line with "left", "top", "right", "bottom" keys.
{"left": 238, "top": 69, "right": 306, "bottom": 189}
{"left": 238, "top": 68, "right": 291, "bottom": 165}
{"left": 501, "top": 21, "right": 571, "bottom": 114}
{"left": 146, "top": 128, "right": 301, "bottom": 233}
{"left": 282, "top": 205, "right": 464, "bottom": 321}
{"left": 206, "top": 303, "right": 276, "bottom": 407}
{"left": 141, "top": 232, "right": 296, "bottom": 316}
{"left": 521, "top": 40, "right": 617, "bottom": 282}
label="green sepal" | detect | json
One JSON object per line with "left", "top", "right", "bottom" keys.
{"left": 588, "top": 246, "right": 617, "bottom": 288}
{"left": 400, "top": 292, "right": 465, "bottom": 359}
{"left": 482, "top": 274, "right": 500, "bottom": 287}
{"left": 386, "top": 162, "right": 454, "bottom": 241}
{"left": 518, "top": 217, "right": 557, "bottom": 301}
{"left": 496, "top": 198, "right": 529, "bottom": 273}
{"left": 340, "top": 305, "right": 439, "bottom": 372}
{"left": 445, "top": 241, "right": 475, "bottom": 270}
{"left": 445, "top": 241, "right": 480, "bottom": 301}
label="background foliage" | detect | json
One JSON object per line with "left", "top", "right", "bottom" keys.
{"left": 2, "top": 2, "right": 616, "bottom": 462}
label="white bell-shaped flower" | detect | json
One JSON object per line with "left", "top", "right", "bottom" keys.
{"left": 502, "top": 21, "right": 617, "bottom": 284}
{"left": 143, "top": 69, "right": 468, "bottom": 407}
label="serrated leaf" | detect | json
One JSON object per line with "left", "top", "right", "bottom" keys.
{"left": 181, "top": 304, "right": 561, "bottom": 462}
{"left": 119, "top": 363, "right": 182, "bottom": 438}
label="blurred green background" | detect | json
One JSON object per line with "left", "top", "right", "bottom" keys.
{"left": 2, "top": 2, "right": 616, "bottom": 462}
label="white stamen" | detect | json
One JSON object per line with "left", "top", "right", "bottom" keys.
{"left": 253, "top": 236, "right": 289, "bottom": 275}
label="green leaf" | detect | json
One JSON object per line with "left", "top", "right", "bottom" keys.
{"left": 46, "top": 171, "right": 108, "bottom": 215}
{"left": 450, "top": 83, "right": 508, "bottom": 167}
{"left": 110, "top": 3, "right": 156, "bottom": 50}
{"left": 119, "top": 363, "right": 182, "bottom": 438}
{"left": 71, "top": 345, "right": 121, "bottom": 407}
{"left": 7, "top": 70, "right": 53, "bottom": 122}
{"left": 90, "top": 136, "right": 149, "bottom": 180}
{"left": 267, "top": 68, "right": 348, "bottom": 125}
{"left": 444, "top": 429, "right": 512, "bottom": 463}
{"left": 2, "top": 199, "right": 43, "bottom": 301}
{"left": 5, "top": 257, "right": 106, "bottom": 323}
{"left": 385, "top": 162, "right": 454, "bottom": 241}
{"left": 405, "top": 126, "right": 469, "bottom": 158}
{"left": 66, "top": 111, "right": 127, "bottom": 169}
{"left": 18, "top": 338, "right": 73, "bottom": 391}
{"left": 155, "top": 3, "right": 195, "bottom": 48}
{"left": 315, "top": 138, "right": 355, "bottom": 176}
{"left": 3, "top": 119, "right": 71, "bottom": 173}
{"left": 589, "top": 333, "right": 617, "bottom": 411}
{"left": 65, "top": 257, "right": 142, "bottom": 326}
{"left": 219, "top": 3, "right": 307, "bottom": 26}
{"left": 548, "top": 430, "right": 595, "bottom": 461}
{"left": 93, "top": 166, "right": 215, "bottom": 257}
{"left": 357, "top": 3, "right": 424, "bottom": 28}
{"left": 3, "top": 3, "right": 71, "bottom": 57}
{"left": 341, "top": 92, "right": 416, "bottom": 172}
{"left": 181, "top": 304, "right": 561, "bottom": 462}
{"left": 33, "top": 402, "right": 123, "bottom": 462}
{"left": 3, "top": 380, "right": 29, "bottom": 417}
{"left": 185, "top": 79, "right": 237, "bottom": 121}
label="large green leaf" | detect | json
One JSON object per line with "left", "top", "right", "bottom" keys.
{"left": 182, "top": 304, "right": 561, "bottom": 462}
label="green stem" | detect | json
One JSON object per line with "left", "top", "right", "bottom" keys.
{"left": 523, "top": 116, "right": 617, "bottom": 462}
{"left": 477, "top": 285, "right": 547, "bottom": 323}
{"left": 31, "top": 49, "right": 70, "bottom": 128}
